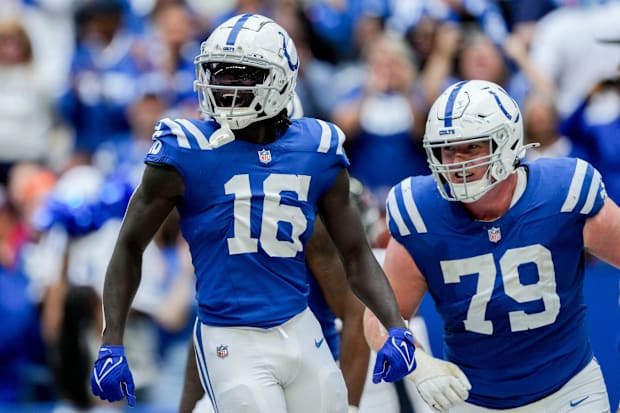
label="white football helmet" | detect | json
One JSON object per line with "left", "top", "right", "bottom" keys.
{"left": 194, "top": 14, "right": 299, "bottom": 130}
{"left": 424, "top": 80, "right": 524, "bottom": 202}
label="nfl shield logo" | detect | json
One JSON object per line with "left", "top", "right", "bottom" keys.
{"left": 488, "top": 227, "right": 501, "bottom": 243}
{"left": 216, "top": 345, "right": 228, "bottom": 359}
{"left": 258, "top": 149, "right": 271, "bottom": 164}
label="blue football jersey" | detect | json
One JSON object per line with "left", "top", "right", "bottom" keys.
{"left": 144, "top": 117, "right": 349, "bottom": 328}
{"left": 386, "top": 157, "right": 606, "bottom": 408}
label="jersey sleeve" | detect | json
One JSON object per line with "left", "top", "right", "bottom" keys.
{"left": 559, "top": 158, "right": 607, "bottom": 219}
{"left": 144, "top": 117, "right": 216, "bottom": 179}
{"left": 385, "top": 176, "right": 429, "bottom": 244}
{"left": 144, "top": 119, "right": 184, "bottom": 172}
{"left": 305, "top": 118, "right": 350, "bottom": 169}
{"left": 296, "top": 118, "right": 350, "bottom": 199}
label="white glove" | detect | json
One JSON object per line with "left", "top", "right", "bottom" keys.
{"left": 406, "top": 349, "right": 471, "bottom": 412}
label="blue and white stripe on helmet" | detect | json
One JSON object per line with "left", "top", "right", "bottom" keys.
{"left": 443, "top": 80, "right": 469, "bottom": 127}
{"left": 225, "top": 13, "right": 253, "bottom": 46}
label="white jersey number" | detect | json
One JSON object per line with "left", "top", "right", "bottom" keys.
{"left": 225, "top": 174, "right": 311, "bottom": 258}
{"left": 440, "top": 244, "right": 560, "bottom": 334}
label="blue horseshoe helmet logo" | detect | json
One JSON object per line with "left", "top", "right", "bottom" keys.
{"left": 278, "top": 31, "right": 299, "bottom": 71}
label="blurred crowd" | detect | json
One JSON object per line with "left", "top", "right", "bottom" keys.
{"left": 1, "top": 0, "right": 620, "bottom": 411}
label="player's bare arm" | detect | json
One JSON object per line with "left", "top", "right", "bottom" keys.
{"left": 318, "top": 168, "right": 406, "bottom": 331}
{"left": 363, "top": 237, "right": 427, "bottom": 352}
{"left": 179, "top": 339, "right": 204, "bottom": 413}
{"left": 363, "top": 237, "right": 471, "bottom": 413}
{"left": 306, "top": 217, "right": 369, "bottom": 407}
{"left": 101, "top": 163, "right": 184, "bottom": 345}
{"left": 584, "top": 196, "right": 620, "bottom": 267}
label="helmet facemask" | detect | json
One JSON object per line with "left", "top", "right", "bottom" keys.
{"left": 425, "top": 127, "right": 516, "bottom": 203}
{"left": 423, "top": 80, "right": 525, "bottom": 203}
{"left": 195, "top": 60, "right": 288, "bottom": 130}
{"left": 193, "top": 14, "right": 299, "bottom": 131}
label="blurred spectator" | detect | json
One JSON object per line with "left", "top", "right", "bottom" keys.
{"left": 504, "top": 0, "right": 557, "bottom": 48}
{"left": 0, "top": 18, "right": 58, "bottom": 184}
{"left": 0, "top": 184, "right": 28, "bottom": 273}
{"left": 441, "top": 0, "right": 509, "bottom": 45}
{"left": 414, "top": 20, "right": 461, "bottom": 104}
{"left": 22, "top": 162, "right": 195, "bottom": 409}
{"left": 271, "top": 0, "right": 338, "bottom": 119}
{"left": 387, "top": 0, "right": 509, "bottom": 46}
{"left": 143, "top": 211, "right": 196, "bottom": 410}
{"left": 93, "top": 91, "right": 168, "bottom": 187}
{"left": 138, "top": 1, "right": 201, "bottom": 116}
{"left": 58, "top": 0, "right": 151, "bottom": 160}
{"left": 319, "top": 3, "right": 393, "bottom": 107}
{"left": 302, "top": 0, "right": 390, "bottom": 63}
{"left": 458, "top": 29, "right": 526, "bottom": 104}
{"left": 50, "top": 284, "right": 115, "bottom": 412}
{"left": 210, "top": 0, "right": 276, "bottom": 29}
{"left": 421, "top": 27, "right": 530, "bottom": 107}
{"left": 502, "top": 27, "right": 554, "bottom": 100}
{"left": 0, "top": 0, "right": 77, "bottom": 98}
{"left": 0, "top": 261, "right": 47, "bottom": 403}
{"left": 522, "top": 91, "right": 575, "bottom": 161}
{"left": 0, "top": 180, "right": 52, "bottom": 405}
{"left": 560, "top": 75, "right": 620, "bottom": 203}
{"left": 403, "top": 15, "right": 445, "bottom": 71}
{"left": 528, "top": 2, "right": 620, "bottom": 118}
{"left": 5, "top": 163, "right": 57, "bottom": 266}
{"left": 185, "top": 0, "right": 234, "bottom": 26}
{"left": 331, "top": 33, "right": 428, "bottom": 209}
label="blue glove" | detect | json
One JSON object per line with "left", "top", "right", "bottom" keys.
{"left": 91, "top": 345, "right": 136, "bottom": 407}
{"left": 372, "top": 328, "right": 416, "bottom": 383}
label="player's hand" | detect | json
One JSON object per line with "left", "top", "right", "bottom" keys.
{"left": 406, "top": 349, "right": 471, "bottom": 412}
{"left": 91, "top": 345, "right": 136, "bottom": 407}
{"left": 372, "top": 328, "right": 416, "bottom": 383}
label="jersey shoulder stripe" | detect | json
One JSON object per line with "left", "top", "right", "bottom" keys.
{"left": 558, "top": 158, "right": 605, "bottom": 215}
{"left": 298, "top": 118, "right": 346, "bottom": 155}
{"left": 153, "top": 118, "right": 219, "bottom": 150}
{"left": 154, "top": 118, "right": 191, "bottom": 148}
{"left": 386, "top": 177, "right": 428, "bottom": 237}
{"left": 316, "top": 119, "right": 346, "bottom": 155}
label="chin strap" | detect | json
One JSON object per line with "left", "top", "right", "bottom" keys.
{"left": 209, "top": 120, "right": 235, "bottom": 148}
{"left": 518, "top": 142, "right": 540, "bottom": 158}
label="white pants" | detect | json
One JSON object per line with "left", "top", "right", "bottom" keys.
{"left": 451, "top": 358, "right": 610, "bottom": 413}
{"left": 192, "top": 308, "right": 348, "bottom": 413}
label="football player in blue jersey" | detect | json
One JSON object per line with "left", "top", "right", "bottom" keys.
{"left": 90, "top": 13, "right": 416, "bottom": 413}
{"left": 364, "top": 79, "right": 619, "bottom": 412}
{"left": 180, "top": 216, "right": 369, "bottom": 413}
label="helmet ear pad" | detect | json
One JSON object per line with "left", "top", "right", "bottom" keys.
{"left": 193, "top": 14, "right": 299, "bottom": 130}
{"left": 423, "top": 80, "right": 524, "bottom": 202}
